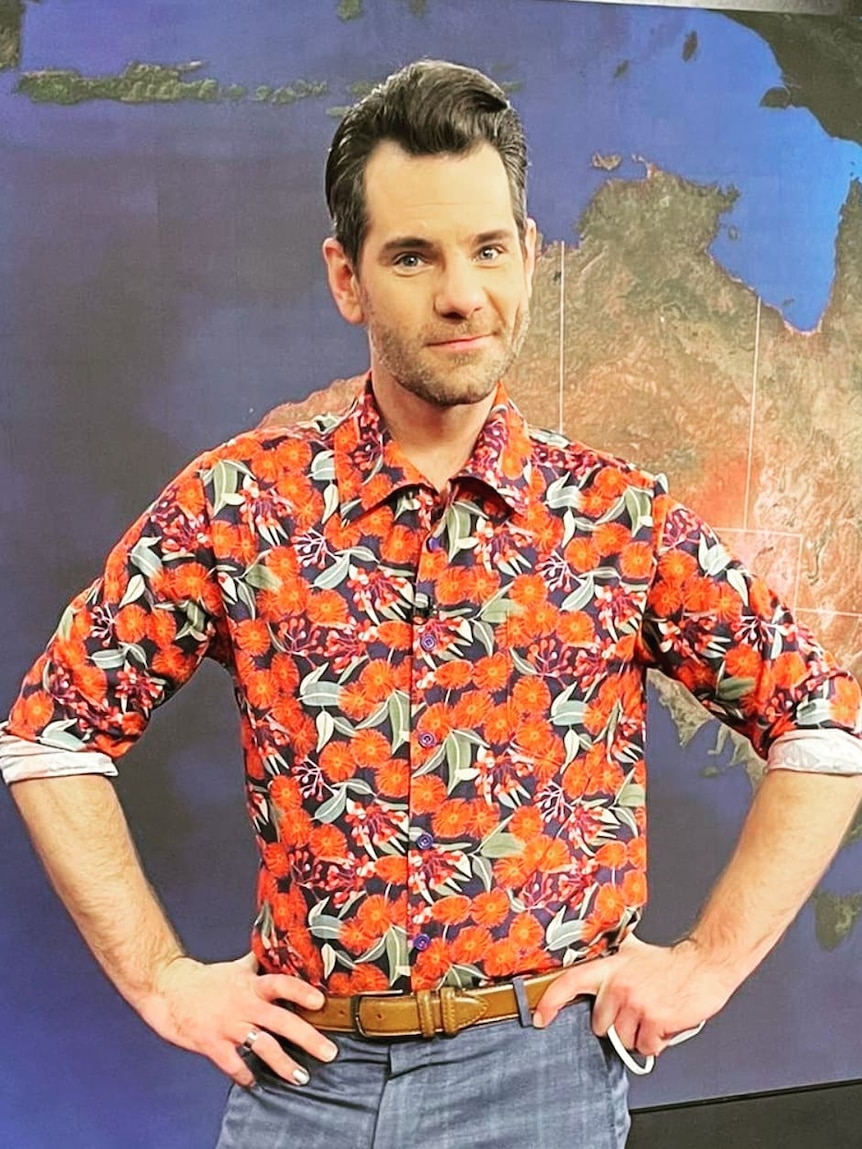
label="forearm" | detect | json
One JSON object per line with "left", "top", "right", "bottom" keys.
{"left": 11, "top": 774, "right": 184, "bottom": 1011}
{"left": 686, "top": 768, "right": 862, "bottom": 988}
{"left": 10, "top": 772, "right": 335, "bottom": 1085}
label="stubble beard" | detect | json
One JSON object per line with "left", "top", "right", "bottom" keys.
{"left": 365, "top": 302, "right": 531, "bottom": 410}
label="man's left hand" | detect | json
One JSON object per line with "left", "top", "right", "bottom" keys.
{"left": 532, "top": 933, "right": 734, "bottom": 1059}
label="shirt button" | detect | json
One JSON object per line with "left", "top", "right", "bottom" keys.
{"left": 419, "top": 633, "right": 437, "bottom": 652}
{"left": 417, "top": 731, "right": 437, "bottom": 749}
{"left": 416, "top": 832, "right": 434, "bottom": 850}
{"left": 412, "top": 933, "right": 431, "bottom": 951}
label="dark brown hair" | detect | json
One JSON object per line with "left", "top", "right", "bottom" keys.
{"left": 325, "top": 60, "right": 528, "bottom": 267}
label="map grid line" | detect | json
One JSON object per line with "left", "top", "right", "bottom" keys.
{"left": 742, "top": 293, "right": 761, "bottom": 532}
{"left": 558, "top": 242, "right": 565, "bottom": 433}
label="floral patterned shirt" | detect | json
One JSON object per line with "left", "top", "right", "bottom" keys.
{"left": 8, "top": 380, "right": 862, "bottom": 994}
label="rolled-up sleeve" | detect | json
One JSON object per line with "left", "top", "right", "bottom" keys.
{"left": 4, "top": 457, "right": 223, "bottom": 763}
{"left": 639, "top": 492, "right": 862, "bottom": 766}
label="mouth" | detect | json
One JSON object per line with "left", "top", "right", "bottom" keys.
{"left": 428, "top": 333, "right": 495, "bottom": 352}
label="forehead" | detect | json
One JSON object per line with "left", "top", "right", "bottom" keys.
{"left": 361, "top": 140, "right": 516, "bottom": 244}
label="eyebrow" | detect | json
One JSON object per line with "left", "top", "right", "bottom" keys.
{"left": 377, "top": 228, "right": 517, "bottom": 258}
{"left": 378, "top": 236, "right": 436, "bottom": 258}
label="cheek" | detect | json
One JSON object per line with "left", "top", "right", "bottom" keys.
{"left": 495, "top": 273, "right": 530, "bottom": 308}
{"left": 378, "top": 293, "right": 428, "bottom": 336}
{"left": 499, "top": 287, "right": 530, "bottom": 327}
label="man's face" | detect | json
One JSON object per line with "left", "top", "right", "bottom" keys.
{"left": 330, "top": 141, "right": 537, "bottom": 409}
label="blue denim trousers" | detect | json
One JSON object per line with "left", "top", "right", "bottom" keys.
{"left": 215, "top": 999, "right": 630, "bottom": 1148}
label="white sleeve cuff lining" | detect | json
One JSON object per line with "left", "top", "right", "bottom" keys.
{"left": 0, "top": 732, "right": 117, "bottom": 785}
{"left": 768, "top": 728, "right": 862, "bottom": 776}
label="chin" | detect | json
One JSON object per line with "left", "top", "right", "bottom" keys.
{"left": 425, "top": 381, "right": 499, "bottom": 409}
{"left": 414, "top": 364, "right": 503, "bottom": 407}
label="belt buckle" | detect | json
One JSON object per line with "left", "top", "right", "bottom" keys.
{"left": 350, "top": 988, "right": 404, "bottom": 1038}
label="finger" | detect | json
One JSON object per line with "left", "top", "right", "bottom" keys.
{"left": 604, "top": 1016, "right": 637, "bottom": 1051}
{"left": 255, "top": 1001, "right": 339, "bottom": 1063}
{"left": 633, "top": 1018, "right": 703, "bottom": 1058}
{"left": 607, "top": 1026, "right": 656, "bottom": 1076}
{"left": 219, "top": 1046, "right": 257, "bottom": 1090}
{"left": 591, "top": 983, "right": 623, "bottom": 1038}
{"left": 243, "top": 1029, "right": 317, "bottom": 1087}
{"left": 237, "top": 951, "right": 259, "bottom": 973}
{"left": 631, "top": 1018, "right": 671, "bottom": 1059}
{"left": 532, "top": 965, "right": 604, "bottom": 1028}
{"left": 256, "top": 973, "right": 326, "bottom": 1011}
{"left": 611, "top": 1009, "right": 682, "bottom": 1058}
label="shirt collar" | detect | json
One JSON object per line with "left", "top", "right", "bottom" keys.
{"left": 333, "top": 377, "right": 533, "bottom": 523}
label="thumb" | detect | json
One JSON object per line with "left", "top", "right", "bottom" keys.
{"left": 532, "top": 961, "right": 605, "bottom": 1029}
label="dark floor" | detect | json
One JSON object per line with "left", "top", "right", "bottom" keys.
{"left": 628, "top": 1079, "right": 862, "bottom": 1148}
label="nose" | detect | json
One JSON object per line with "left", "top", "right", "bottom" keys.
{"left": 434, "top": 256, "right": 485, "bottom": 319}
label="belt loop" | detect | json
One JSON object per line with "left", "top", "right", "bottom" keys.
{"left": 416, "top": 990, "right": 436, "bottom": 1039}
{"left": 512, "top": 976, "right": 533, "bottom": 1028}
{"left": 439, "top": 986, "right": 459, "bottom": 1036}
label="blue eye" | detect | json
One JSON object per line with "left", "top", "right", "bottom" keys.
{"left": 477, "top": 246, "right": 502, "bottom": 261}
{"left": 394, "top": 253, "right": 423, "bottom": 268}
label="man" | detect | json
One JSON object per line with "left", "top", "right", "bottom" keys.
{"left": 2, "top": 60, "right": 861, "bottom": 1148}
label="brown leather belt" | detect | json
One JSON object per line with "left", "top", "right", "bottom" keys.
{"left": 292, "top": 970, "right": 564, "bottom": 1039}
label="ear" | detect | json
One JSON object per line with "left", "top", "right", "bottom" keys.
{"left": 322, "top": 237, "right": 364, "bottom": 326}
{"left": 523, "top": 218, "right": 538, "bottom": 297}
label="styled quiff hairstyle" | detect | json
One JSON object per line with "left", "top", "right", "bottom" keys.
{"left": 325, "top": 59, "right": 528, "bottom": 267}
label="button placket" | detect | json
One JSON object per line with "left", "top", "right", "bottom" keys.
{"left": 406, "top": 489, "right": 460, "bottom": 974}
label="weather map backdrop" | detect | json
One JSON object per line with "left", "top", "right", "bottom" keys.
{"left": 1, "top": 2, "right": 861, "bottom": 1145}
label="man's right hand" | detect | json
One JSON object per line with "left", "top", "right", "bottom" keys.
{"left": 141, "top": 952, "right": 338, "bottom": 1087}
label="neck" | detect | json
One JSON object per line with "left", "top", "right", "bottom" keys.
{"left": 371, "top": 374, "right": 496, "bottom": 493}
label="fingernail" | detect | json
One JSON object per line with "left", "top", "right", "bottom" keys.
{"left": 532, "top": 1013, "right": 546, "bottom": 1029}
{"left": 292, "top": 1067, "right": 310, "bottom": 1086}
{"left": 320, "top": 1042, "right": 338, "bottom": 1062}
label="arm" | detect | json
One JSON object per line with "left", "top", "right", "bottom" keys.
{"left": 5, "top": 463, "right": 336, "bottom": 1082}
{"left": 535, "top": 493, "right": 862, "bottom": 1050}
{"left": 11, "top": 773, "right": 337, "bottom": 1085}
{"left": 534, "top": 767, "right": 862, "bottom": 1051}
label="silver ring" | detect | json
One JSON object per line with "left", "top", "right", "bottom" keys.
{"left": 239, "top": 1026, "right": 262, "bottom": 1054}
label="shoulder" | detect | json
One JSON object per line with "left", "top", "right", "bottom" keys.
{"left": 525, "top": 419, "right": 666, "bottom": 495}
